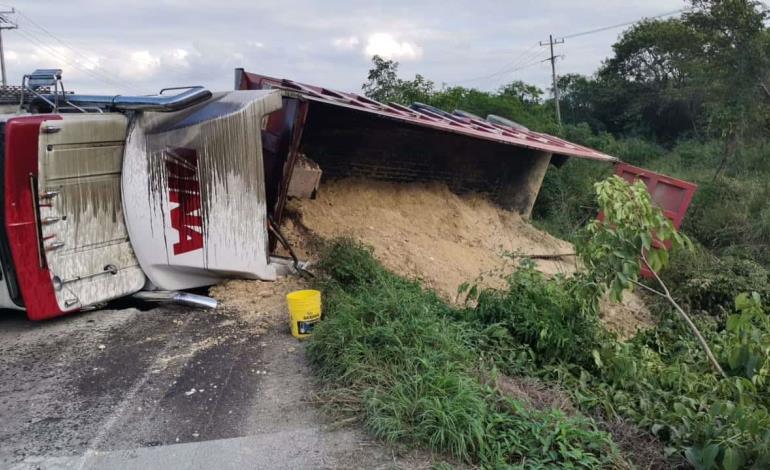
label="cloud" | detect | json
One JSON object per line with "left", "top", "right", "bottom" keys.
{"left": 4, "top": 0, "right": 684, "bottom": 95}
{"left": 332, "top": 35, "right": 360, "bottom": 50}
{"left": 129, "top": 50, "right": 161, "bottom": 78}
{"left": 364, "top": 33, "right": 421, "bottom": 60}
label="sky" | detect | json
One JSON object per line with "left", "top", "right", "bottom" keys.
{"left": 2, "top": 0, "right": 685, "bottom": 96}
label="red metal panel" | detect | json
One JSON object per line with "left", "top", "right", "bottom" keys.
{"left": 239, "top": 71, "right": 618, "bottom": 163}
{"left": 614, "top": 163, "right": 696, "bottom": 230}
{"left": 613, "top": 162, "right": 697, "bottom": 277}
{"left": 4, "top": 115, "right": 69, "bottom": 320}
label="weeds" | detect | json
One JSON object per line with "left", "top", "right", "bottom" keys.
{"left": 308, "top": 239, "right": 621, "bottom": 468}
{"left": 310, "top": 239, "right": 770, "bottom": 469}
{"left": 470, "top": 267, "right": 770, "bottom": 469}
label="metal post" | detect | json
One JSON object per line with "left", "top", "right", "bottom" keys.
{"left": 0, "top": 28, "right": 6, "bottom": 87}
{"left": 540, "top": 34, "right": 565, "bottom": 127}
{"left": 0, "top": 9, "right": 18, "bottom": 87}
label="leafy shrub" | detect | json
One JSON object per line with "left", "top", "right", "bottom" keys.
{"left": 531, "top": 159, "right": 612, "bottom": 240}
{"left": 603, "top": 137, "right": 666, "bottom": 166}
{"left": 462, "top": 264, "right": 604, "bottom": 370}
{"left": 683, "top": 177, "right": 770, "bottom": 259}
{"left": 661, "top": 245, "right": 770, "bottom": 313}
{"left": 465, "top": 263, "right": 770, "bottom": 469}
{"left": 308, "top": 239, "right": 621, "bottom": 467}
{"left": 312, "top": 239, "right": 770, "bottom": 468}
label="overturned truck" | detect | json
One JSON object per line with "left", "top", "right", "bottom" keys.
{"left": 234, "top": 69, "right": 618, "bottom": 219}
{"left": 0, "top": 68, "right": 693, "bottom": 320}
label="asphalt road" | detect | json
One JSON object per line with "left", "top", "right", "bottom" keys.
{"left": 0, "top": 301, "right": 420, "bottom": 470}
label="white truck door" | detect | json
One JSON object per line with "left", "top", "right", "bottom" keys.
{"left": 37, "top": 114, "right": 146, "bottom": 311}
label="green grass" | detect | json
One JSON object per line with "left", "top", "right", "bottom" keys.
{"left": 308, "top": 239, "right": 770, "bottom": 469}
{"left": 307, "top": 239, "right": 622, "bottom": 468}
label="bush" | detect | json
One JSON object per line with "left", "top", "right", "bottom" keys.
{"left": 661, "top": 245, "right": 770, "bottom": 313}
{"left": 308, "top": 239, "right": 621, "bottom": 467}
{"left": 531, "top": 159, "right": 612, "bottom": 240}
{"left": 462, "top": 265, "right": 604, "bottom": 369}
{"left": 603, "top": 138, "right": 666, "bottom": 166}
{"left": 466, "top": 264, "right": 770, "bottom": 469}
{"left": 682, "top": 177, "right": 770, "bottom": 266}
{"left": 312, "top": 239, "right": 770, "bottom": 468}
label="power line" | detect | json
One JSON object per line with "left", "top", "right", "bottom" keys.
{"left": 15, "top": 7, "right": 198, "bottom": 91}
{"left": 6, "top": 6, "right": 142, "bottom": 92}
{"left": 452, "top": 43, "right": 543, "bottom": 85}
{"left": 562, "top": 8, "right": 690, "bottom": 39}
{"left": 15, "top": 12, "right": 142, "bottom": 91}
{"left": 451, "top": 6, "right": 691, "bottom": 92}
{"left": 13, "top": 28, "right": 140, "bottom": 92}
{"left": 536, "top": 7, "right": 691, "bottom": 126}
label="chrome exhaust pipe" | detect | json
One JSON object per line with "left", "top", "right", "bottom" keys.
{"left": 133, "top": 290, "right": 218, "bottom": 309}
{"left": 172, "top": 293, "right": 218, "bottom": 309}
{"left": 43, "top": 86, "right": 212, "bottom": 112}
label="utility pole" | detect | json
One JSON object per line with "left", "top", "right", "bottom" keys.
{"left": 0, "top": 9, "right": 17, "bottom": 87}
{"left": 539, "top": 34, "right": 564, "bottom": 127}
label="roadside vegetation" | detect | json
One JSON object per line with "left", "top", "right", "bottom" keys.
{"left": 307, "top": 177, "right": 769, "bottom": 468}
{"left": 309, "top": 239, "right": 623, "bottom": 468}
{"left": 305, "top": 0, "right": 770, "bottom": 468}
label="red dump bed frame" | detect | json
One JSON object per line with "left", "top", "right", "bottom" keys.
{"left": 613, "top": 162, "right": 698, "bottom": 277}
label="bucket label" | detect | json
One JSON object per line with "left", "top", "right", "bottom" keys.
{"left": 297, "top": 320, "right": 318, "bottom": 335}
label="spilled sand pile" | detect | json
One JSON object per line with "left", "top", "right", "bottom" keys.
{"left": 286, "top": 178, "right": 654, "bottom": 338}
{"left": 290, "top": 179, "right": 574, "bottom": 296}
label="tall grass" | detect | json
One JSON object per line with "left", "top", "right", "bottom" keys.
{"left": 309, "top": 239, "right": 770, "bottom": 468}
{"left": 307, "top": 239, "right": 622, "bottom": 468}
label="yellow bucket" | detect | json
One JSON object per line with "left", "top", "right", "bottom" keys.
{"left": 286, "top": 289, "right": 322, "bottom": 339}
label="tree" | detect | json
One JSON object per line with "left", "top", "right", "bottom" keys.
{"left": 578, "top": 175, "right": 726, "bottom": 377}
{"left": 361, "top": 56, "right": 558, "bottom": 132}
{"left": 595, "top": 18, "right": 702, "bottom": 140}
{"left": 591, "top": 0, "right": 770, "bottom": 162}
{"left": 361, "top": 55, "right": 434, "bottom": 105}
{"left": 557, "top": 74, "right": 607, "bottom": 131}
{"left": 682, "top": 0, "right": 770, "bottom": 178}
{"left": 498, "top": 81, "right": 543, "bottom": 106}
{"left": 362, "top": 55, "right": 401, "bottom": 103}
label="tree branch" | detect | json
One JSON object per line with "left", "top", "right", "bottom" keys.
{"left": 641, "top": 252, "right": 727, "bottom": 378}
{"left": 629, "top": 279, "right": 666, "bottom": 298}
{"left": 761, "top": 81, "right": 770, "bottom": 101}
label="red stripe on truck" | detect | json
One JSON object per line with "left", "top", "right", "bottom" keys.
{"left": 4, "top": 115, "right": 68, "bottom": 320}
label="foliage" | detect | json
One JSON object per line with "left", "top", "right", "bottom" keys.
{"left": 563, "top": 0, "right": 770, "bottom": 148}
{"left": 311, "top": 239, "right": 770, "bottom": 468}
{"left": 466, "top": 265, "right": 770, "bottom": 469}
{"left": 577, "top": 175, "right": 692, "bottom": 302}
{"left": 594, "top": 18, "right": 701, "bottom": 141}
{"left": 531, "top": 158, "right": 611, "bottom": 240}
{"left": 361, "top": 56, "right": 558, "bottom": 133}
{"left": 683, "top": 0, "right": 770, "bottom": 146}
{"left": 661, "top": 244, "right": 770, "bottom": 313}
{"left": 362, "top": 55, "right": 435, "bottom": 104}
{"left": 460, "top": 262, "right": 604, "bottom": 370}
{"left": 683, "top": 176, "right": 770, "bottom": 266}
{"left": 534, "top": 137, "right": 770, "bottom": 315}
{"left": 721, "top": 292, "right": 770, "bottom": 381}
{"left": 308, "top": 239, "right": 622, "bottom": 468}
